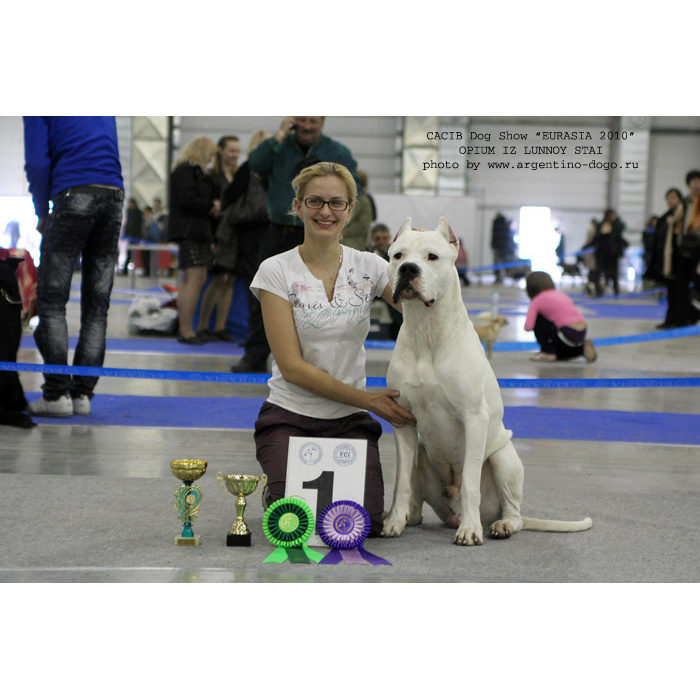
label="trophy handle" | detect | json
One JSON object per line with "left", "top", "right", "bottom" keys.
{"left": 252, "top": 473, "right": 268, "bottom": 497}
{"left": 216, "top": 471, "right": 228, "bottom": 493}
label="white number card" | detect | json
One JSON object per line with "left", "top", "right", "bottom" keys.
{"left": 285, "top": 437, "right": 367, "bottom": 547}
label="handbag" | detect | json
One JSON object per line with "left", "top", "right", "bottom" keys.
{"left": 225, "top": 171, "right": 267, "bottom": 227}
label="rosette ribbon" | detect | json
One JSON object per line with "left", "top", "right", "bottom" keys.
{"left": 317, "top": 500, "right": 391, "bottom": 566}
{"left": 262, "top": 497, "right": 323, "bottom": 564}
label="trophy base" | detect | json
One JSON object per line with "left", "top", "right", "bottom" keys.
{"left": 175, "top": 535, "right": 201, "bottom": 546}
{"left": 227, "top": 533, "right": 251, "bottom": 547}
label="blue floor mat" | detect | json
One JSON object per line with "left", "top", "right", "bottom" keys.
{"left": 25, "top": 393, "right": 700, "bottom": 446}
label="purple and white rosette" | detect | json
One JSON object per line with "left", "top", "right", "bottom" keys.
{"left": 317, "top": 500, "right": 391, "bottom": 566}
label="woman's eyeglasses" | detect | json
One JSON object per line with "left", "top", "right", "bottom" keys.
{"left": 303, "top": 197, "right": 350, "bottom": 211}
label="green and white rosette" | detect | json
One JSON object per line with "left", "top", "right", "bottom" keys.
{"left": 262, "top": 497, "right": 323, "bottom": 564}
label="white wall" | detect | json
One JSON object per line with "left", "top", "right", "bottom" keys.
{"left": 0, "top": 116, "right": 30, "bottom": 197}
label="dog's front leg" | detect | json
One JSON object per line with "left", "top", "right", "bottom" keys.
{"left": 454, "top": 416, "right": 488, "bottom": 546}
{"left": 381, "top": 424, "right": 418, "bottom": 537}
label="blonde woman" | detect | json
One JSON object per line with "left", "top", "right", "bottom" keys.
{"left": 166, "top": 137, "right": 220, "bottom": 343}
{"left": 250, "top": 161, "right": 415, "bottom": 534}
{"left": 197, "top": 130, "right": 270, "bottom": 342}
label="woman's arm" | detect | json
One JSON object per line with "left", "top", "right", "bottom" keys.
{"left": 523, "top": 297, "right": 539, "bottom": 332}
{"left": 221, "top": 163, "right": 250, "bottom": 210}
{"left": 260, "top": 290, "right": 415, "bottom": 428}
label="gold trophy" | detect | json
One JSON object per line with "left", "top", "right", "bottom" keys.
{"left": 217, "top": 472, "right": 268, "bottom": 546}
{"left": 171, "top": 459, "right": 207, "bottom": 546}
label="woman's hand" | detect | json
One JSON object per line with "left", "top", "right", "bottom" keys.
{"left": 366, "top": 390, "right": 416, "bottom": 429}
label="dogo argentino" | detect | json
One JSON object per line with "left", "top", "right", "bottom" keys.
{"left": 381, "top": 217, "right": 592, "bottom": 545}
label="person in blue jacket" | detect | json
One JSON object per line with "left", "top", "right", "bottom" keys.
{"left": 23, "top": 116, "right": 124, "bottom": 417}
{"left": 231, "top": 116, "right": 361, "bottom": 373}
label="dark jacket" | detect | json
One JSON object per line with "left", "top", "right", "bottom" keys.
{"left": 491, "top": 215, "right": 514, "bottom": 253}
{"left": 593, "top": 219, "right": 627, "bottom": 262}
{"left": 220, "top": 161, "right": 269, "bottom": 278}
{"left": 167, "top": 162, "right": 217, "bottom": 243}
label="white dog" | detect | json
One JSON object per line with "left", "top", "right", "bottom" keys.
{"left": 381, "top": 217, "right": 592, "bottom": 545}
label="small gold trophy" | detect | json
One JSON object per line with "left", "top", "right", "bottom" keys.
{"left": 171, "top": 459, "right": 207, "bottom": 546}
{"left": 217, "top": 472, "right": 268, "bottom": 546}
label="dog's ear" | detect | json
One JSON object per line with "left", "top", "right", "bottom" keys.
{"left": 436, "top": 217, "right": 460, "bottom": 251}
{"left": 393, "top": 217, "right": 412, "bottom": 242}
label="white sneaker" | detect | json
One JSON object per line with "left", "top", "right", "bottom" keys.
{"left": 72, "top": 395, "right": 91, "bottom": 416}
{"left": 28, "top": 394, "right": 73, "bottom": 417}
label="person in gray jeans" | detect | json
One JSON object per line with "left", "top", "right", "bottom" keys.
{"left": 23, "top": 116, "right": 124, "bottom": 417}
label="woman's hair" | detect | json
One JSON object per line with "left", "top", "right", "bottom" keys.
{"left": 174, "top": 137, "right": 218, "bottom": 170}
{"left": 685, "top": 169, "right": 700, "bottom": 186}
{"left": 665, "top": 187, "right": 684, "bottom": 204}
{"left": 289, "top": 161, "right": 358, "bottom": 216}
{"left": 247, "top": 130, "right": 270, "bottom": 155}
{"left": 526, "top": 271, "right": 555, "bottom": 299}
{"left": 212, "top": 135, "right": 239, "bottom": 174}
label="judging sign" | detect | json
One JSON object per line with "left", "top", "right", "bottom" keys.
{"left": 285, "top": 437, "right": 367, "bottom": 547}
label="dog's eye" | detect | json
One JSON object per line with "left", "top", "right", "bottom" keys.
{"left": 428, "top": 253, "right": 439, "bottom": 261}
{"left": 393, "top": 252, "right": 403, "bottom": 260}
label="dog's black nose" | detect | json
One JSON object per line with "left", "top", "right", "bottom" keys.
{"left": 398, "top": 262, "right": 420, "bottom": 279}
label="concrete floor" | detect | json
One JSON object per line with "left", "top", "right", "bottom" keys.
{"left": 1, "top": 271, "right": 699, "bottom": 584}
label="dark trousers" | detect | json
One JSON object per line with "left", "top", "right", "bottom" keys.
{"left": 34, "top": 187, "right": 123, "bottom": 400}
{"left": 0, "top": 259, "right": 28, "bottom": 412}
{"left": 593, "top": 253, "right": 620, "bottom": 295}
{"left": 243, "top": 222, "right": 304, "bottom": 364}
{"left": 533, "top": 314, "right": 586, "bottom": 360}
{"left": 254, "top": 401, "right": 385, "bottom": 535}
{"left": 668, "top": 252, "right": 700, "bottom": 326}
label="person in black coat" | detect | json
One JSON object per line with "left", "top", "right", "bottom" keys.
{"left": 167, "top": 137, "right": 220, "bottom": 343}
{"left": 592, "top": 209, "right": 627, "bottom": 296}
{"left": 197, "top": 130, "right": 270, "bottom": 342}
{"left": 491, "top": 212, "right": 515, "bottom": 282}
{"left": 655, "top": 188, "right": 684, "bottom": 328}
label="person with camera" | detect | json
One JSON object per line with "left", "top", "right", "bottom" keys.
{"left": 231, "top": 117, "right": 361, "bottom": 373}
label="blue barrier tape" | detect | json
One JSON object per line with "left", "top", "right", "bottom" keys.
{"left": 366, "top": 323, "right": 700, "bottom": 351}
{"left": 0, "top": 362, "right": 269, "bottom": 385}
{"left": 3, "top": 361, "right": 699, "bottom": 389}
{"left": 462, "top": 259, "right": 532, "bottom": 274}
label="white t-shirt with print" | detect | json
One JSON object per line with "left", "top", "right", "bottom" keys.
{"left": 250, "top": 245, "right": 390, "bottom": 419}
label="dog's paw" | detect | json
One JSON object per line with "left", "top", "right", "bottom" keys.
{"left": 489, "top": 517, "right": 523, "bottom": 539}
{"left": 489, "top": 520, "right": 514, "bottom": 539}
{"left": 453, "top": 524, "right": 483, "bottom": 546}
{"left": 381, "top": 513, "right": 408, "bottom": 538}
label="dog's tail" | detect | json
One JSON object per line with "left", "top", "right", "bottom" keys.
{"left": 522, "top": 516, "right": 593, "bottom": 532}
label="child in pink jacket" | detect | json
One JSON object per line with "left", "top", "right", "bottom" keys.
{"left": 525, "top": 271, "right": 597, "bottom": 362}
